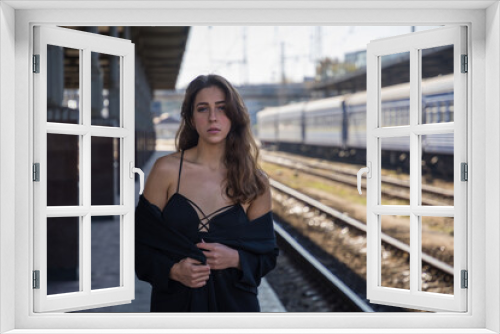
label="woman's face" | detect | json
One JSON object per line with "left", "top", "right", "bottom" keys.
{"left": 191, "top": 86, "right": 232, "bottom": 145}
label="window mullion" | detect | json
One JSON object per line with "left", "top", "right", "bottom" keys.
{"left": 416, "top": 48, "right": 424, "bottom": 294}
{"left": 33, "top": 27, "right": 49, "bottom": 307}
{"left": 122, "top": 49, "right": 135, "bottom": 294}
{"left": 372, "top": 126, "right": 411, "bottom": 138}
{"left": 82, "top": 214, "right": 91, "bottom": 293}
{"left": 365, "top": 47, "right": 380, "bottom": 298}
{"left": 77, "top": 48, "right": 85, "bottom": 294}
{"left": 82, "top": 47, "right": 91, "bottom": 294}
{"left": 413, "top": 122, "right": 454, "bottom": 135}
{"left": 452, "top": 26, "right": 468, "bottom": 307}
{"left": 409, "top": 47, "right": 420, "bottom": 294}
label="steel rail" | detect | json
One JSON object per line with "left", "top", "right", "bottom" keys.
{"left": 270, "top": 179, "right": 454, "bottom": 276}
{"left": 262, "top": 153, "right": 453, "bottom": 206}
{"left": 263, "top": 152, "right": 454, "bottom": 196}
{"left": 273, "top": 221, "right": 375, "bottom": 312}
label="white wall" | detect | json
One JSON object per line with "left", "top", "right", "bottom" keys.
{"left": 0, "top": 2, "right": 16, "bottom": 333}
{"left": 0, "top": 2, "right": 498, "bottom": 332}
{"left": 485, "top": 2, "right": 500, "bottom": 333}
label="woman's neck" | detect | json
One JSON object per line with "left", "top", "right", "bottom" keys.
{"left": 192, "top": 141, "right": 226, "bottom": 171}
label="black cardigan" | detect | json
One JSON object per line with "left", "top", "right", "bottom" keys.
{"left": 135, "top": 194, "right": 279, "bottom": 312}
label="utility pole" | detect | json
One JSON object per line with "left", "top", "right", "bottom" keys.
{"left": 208, "top": 26, "right": 213, "bottom": 68}
{"left": 314, "top": 26, "right": 322, "bottom": 63}
{"left": 242, "top": 27, "right": 248, "bottom": 84}
{"left": 281, "top": 41, "right": 286, "bottom": 84}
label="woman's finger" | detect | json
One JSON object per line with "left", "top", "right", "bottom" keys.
{"left": 192, "top": 271, "right": 210, "bottom": 280}
{"left": 194, "top": 274, "right": 210, "bottom": 282}
{"left": 192, "top": 264, "right": 210, "bottom": 273}
{"left": 196, "top": 242, "right": 214, "bottom": 250}
{"left": 192, "top": 281, "right": 207, "bottom": 288}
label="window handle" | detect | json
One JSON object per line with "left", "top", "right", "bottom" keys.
{"left": 357, "top": 162, "right": 371, "bottom": 195}
{"left": 129, "top": 162, "right": 144, "bottom": 194}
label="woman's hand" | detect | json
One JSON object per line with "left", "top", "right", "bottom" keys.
{"left": 196, "top": 242, "right": 241, "bottom": 270}
{"left": 169, "top": 258, "right": 211, "bottom": 288}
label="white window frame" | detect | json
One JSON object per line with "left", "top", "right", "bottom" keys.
{"left": 0, "top": 1, "right": 499, "bottom": 333}
{"left": 366, "top": 26, "right": 467, "bottom": 312}
{"left": 33, "top": 25, "right": 136, "bottom": 313}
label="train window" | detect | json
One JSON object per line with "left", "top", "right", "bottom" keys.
{"left": 366, "top": 26, "right": 467, "bottom": 312}
{"left": 449, "top": 104, "right": 454, "bottom": 122}
{"left": 33, "top": 26, "right": 136, "bottom": 313}
{"left": 421, "top": 45, "right": 454, "bottom": 125}
{"left": 402, "top": 107, "right": 410, "bottom": 125}
{"left": 380, "top": 51, "right": 410, "bottom": 127}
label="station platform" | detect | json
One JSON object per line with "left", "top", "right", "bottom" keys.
{"left": 80, "top": 144, "right": 285, "bottom": 313}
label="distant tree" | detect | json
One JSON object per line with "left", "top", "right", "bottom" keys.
{"left": 315, "top": 57, "right": 357, "bottom": 82}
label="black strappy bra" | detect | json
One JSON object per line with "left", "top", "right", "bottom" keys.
{"left": 161, "top": 151, "right": 245, "bottom": 237}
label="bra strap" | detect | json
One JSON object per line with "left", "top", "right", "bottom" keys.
{"left": 176, "top": 150, "right": 185, "bottom": 193}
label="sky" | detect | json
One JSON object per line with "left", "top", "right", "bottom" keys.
{"left": 176, "top": 26, "right": 438, "bottom": 89}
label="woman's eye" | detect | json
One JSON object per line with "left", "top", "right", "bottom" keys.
{"left": 217, "top": 106, "right": 226, "bottom": 111}
{"left": 197, "top": 107, "right": 208, "bottom": 113}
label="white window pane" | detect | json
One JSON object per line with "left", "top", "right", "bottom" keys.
{"left": 421, "top": 45, "right": 454, "bottom": 125}
{"left": 380, "top": 52, "right": 410, "bottom": 127}
{"left": 47, "top": 217, "right": 81, "bottom": 295}
{"left": 91, "top": 215, "right": 121, "bottom": 290}
{"left": 421, "top": 133, "right": 454, "bottom": 205}
{"left": 421, "top": 216, "right": 454, "bottom": 295}
{"left": 91, "top": 137, "right": 121, "bottom": 206}
{"left": 91, "top": 52, "right": 121, "bottom": 127}
{"left": 380, "top": 136, "right": 410, "bottom": 205}
{"left": 47, "top": 134, "right": 81, "bottom": 206}
{"left": 47, "top": 45, "right": 80, "bottom": 124}
{"left": 380, "top": 215, "right": 410, "bottom": 290}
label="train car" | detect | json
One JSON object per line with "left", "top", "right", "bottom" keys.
{"left": 304, "top": 96, "right": 345, "bottom": 148}
{"left": 421, "top": 75, "right": 454, "bottom": 156}
{"left": 379, "top": 81, "right": 412, "bottom": 154}
{"left": 276, "top": 102, "right": 306, "bottom": 150}
{"left": 256, "top": 74, "right": 454, "bottom": 172}
{"left": 344, "top": 91, "right": 367, "bottom": 151}
{"left": 257, "top": 106, "right": 280, "bottom": 146}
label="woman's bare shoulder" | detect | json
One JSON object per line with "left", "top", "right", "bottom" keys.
{"left": 246, "top": 170, "right": 272, "bottom": 221}
{"left": 153, "top": 151, "right": 182, "bottom": 174}
{"left": 143, "top": 151, "right": 182, "bottom": 207}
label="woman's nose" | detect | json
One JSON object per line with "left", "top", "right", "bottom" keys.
{"left": 209, "top": 108, "right": 217, "bottom": 121}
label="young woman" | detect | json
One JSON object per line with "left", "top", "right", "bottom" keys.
{"left": 135, "top": 74, "right": 279, "bottom": 312}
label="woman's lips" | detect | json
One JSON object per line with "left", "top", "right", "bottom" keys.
{"left": 208, "top": 128, "right": 220, "bottom": 133}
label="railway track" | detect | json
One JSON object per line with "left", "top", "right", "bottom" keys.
{"left": 268, "top": 178, "right": 454, "bottom": 302}
{"left": 262, "top": 151, "right": 454, "bottom": 206}
{"left": 270, "top": 220, "right": 374, "bottom": 312}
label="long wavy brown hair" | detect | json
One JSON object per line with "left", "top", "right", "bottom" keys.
{"left": 175, "top": 74, "right": 267, "bottom": 204}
